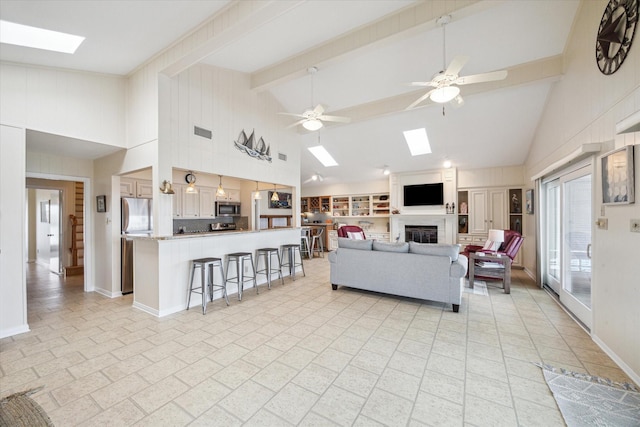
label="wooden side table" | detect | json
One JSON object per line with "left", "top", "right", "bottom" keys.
{"left": 469, "top": 252, "right": 512, "bottom": 294}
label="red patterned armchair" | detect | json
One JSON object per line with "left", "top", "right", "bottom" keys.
{"left": 462, "top": 230, "right": 524, "bottom": 262}
{"left": 337, "top": 225, "right": 366, "bottom": 240}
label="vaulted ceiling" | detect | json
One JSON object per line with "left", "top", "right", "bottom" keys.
{"left": 0, "top": 0, "right": 581, "bottom": 186}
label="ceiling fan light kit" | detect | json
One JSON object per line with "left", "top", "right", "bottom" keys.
{"left": 430, "top": 86, "right": 460, "bottom": 103}
{"left": 302, "top": 118, "right": 323, "bottom": 131}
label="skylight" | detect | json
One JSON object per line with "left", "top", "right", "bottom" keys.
{"left": 0, "top": 20, "right": 85, "bottom": 54}
{"left": 308, "top": 146, "right": 338, "bottom": 167}
{"left": 403, "top": 128, "right": 432, "bottom": 156}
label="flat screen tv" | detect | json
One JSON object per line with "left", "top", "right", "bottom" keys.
{"left": 403, "top": 183, "right": 444, "bottom": 206}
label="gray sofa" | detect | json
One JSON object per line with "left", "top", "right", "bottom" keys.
{"left": 328, "top": 238, "right": 468, "bottom": 312}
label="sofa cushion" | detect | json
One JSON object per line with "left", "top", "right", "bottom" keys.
{"left": 373, "top": 241, "right": 409, "bottom": 253}
{"left": 338, "top": 237, "right": 373, "bottom": 250}
{"left": 409, "top": 242, "right": 461, "bottom": 261}
{"left": 347, "top": 231, "right": 365, "bottom": 240}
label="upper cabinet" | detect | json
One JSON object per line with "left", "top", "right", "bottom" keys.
{"left": 215, "top": 189, "right": 240, "bottom": 202}
{"left": 121, "top": 178, "right": 152, "bottom": 198}
{"left": 172, "top": 186, "right": 216, "bottom": 218}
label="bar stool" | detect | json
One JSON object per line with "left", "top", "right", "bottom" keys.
{"left": 187, "top": 257, "right": 228, "bottom": 315}
{"left": 301, "top": 227, "right": 311, "bottom": 259}
{"left": 225, "top": 252, "right": 257, "bottom": 301}
{"left": 255, "top": 248, "right": 284, "bottom": 289}
{"left": 311, "top": 227, "right": 325, "bottom": 258}
{"left": 280, "top": 244, "right": 306, "bottom": 281}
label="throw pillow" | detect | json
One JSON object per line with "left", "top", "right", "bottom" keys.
{"left": 372, "top": 241, "right": 409, "bottom": 253}
{"left": 409, "top": 242, "right": 461, "bottom": 261}
{"left": 482, "top": 240, "right": 500, "bottom": 251}
{"left": 347, "top": 231, "right": 365, "bottom": 240}
{"left": 338, "top": 237, "right": 373, "bottom": 250}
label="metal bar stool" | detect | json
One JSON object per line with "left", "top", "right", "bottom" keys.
{"left": 280, "top": 244, "right": 305, "bottom": 281}
{"left": 311, "top": 227, "right": 325, "bottom": 258}
{"left": 225, "top": 252, "right": 257, "bottom": 301}
{"left": 255, "top": 248, "right": 284, "bottom": 289}
{"left": 301, "top": 227, "right": 311, "bottom": 259}
{"left": 187, "top": 257, "right": 228, "bottom": 315}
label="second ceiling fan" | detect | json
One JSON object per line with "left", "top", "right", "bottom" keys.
{"left": 407, "top": 15, "right": 508, "bottom": 110}
{"left": 281, "top": 66, "right": 351, "bottom": 131}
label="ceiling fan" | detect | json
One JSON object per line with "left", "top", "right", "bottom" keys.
{"left": 280, "top": 67, "right": 351, "bottom": 131}
{"left": 407, "top": 15, "right": 508, "bottom": 110}
{"left": 303, "top": 173, "right": 324, "bottom": 184}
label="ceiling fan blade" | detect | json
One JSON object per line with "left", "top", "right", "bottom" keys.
{"left": 303, "top": 177, "right": 314, "bottom": 184}
{"left": 278, "top": 112, "right": 306, "bottom": 118}
{"left": 319, "top": 115, "right": 351, "bottom": 123}
{"left": 286, "top": 119, "right": 306, "bottom": 129}
{"left": 445, "top": 56, "right": 469, "bottom": 76}
{"left": 406, "top": 89, "right": 435, "bottom": 110}
{"left": 454, "top": 69, "right": 507, "bottom": 85}
{"left": 313, "top": 104, "right": 325, "bottom": 115}
{"left": 410, "top": 81, "right": 437, "bottom": 87}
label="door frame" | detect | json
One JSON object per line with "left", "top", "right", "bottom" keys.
{"left": 540, "top": 158, "right": 595, "bottom": 329}
{"left": 26, "top": 172, "right": 92, "bottom": 293}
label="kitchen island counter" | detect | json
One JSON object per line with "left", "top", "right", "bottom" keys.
{"left": 130, "top": 227, "right": 300, "bottom": 317}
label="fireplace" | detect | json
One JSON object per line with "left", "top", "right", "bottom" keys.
{"left": 405, "top": 225, "right": 438, "bottom": 243}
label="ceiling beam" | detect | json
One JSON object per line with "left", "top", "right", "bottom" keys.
{"left": 313, "top": 55, "right": 564, "bottom": 129}
{"left": 160, "top": 0, "right": 306, "bottom": 78}
{"left": 250, "top": 0, "right": 504, "bottom": 91}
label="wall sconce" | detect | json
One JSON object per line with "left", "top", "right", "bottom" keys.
{"left": 216, "top": 175, "right": 226, "bottom": 197}
{"left": 254, "top": 181, "right": 262, "bottom": 199}
{"left": 160, "top": 180, "right": 175, "bottom": 194}
{"left": 185, "top": 171, "right": 198, "bottom": 194}
{"left": 271, "top": 184, "right": 279, "bottom": 201}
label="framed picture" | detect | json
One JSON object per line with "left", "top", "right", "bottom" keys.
{"left": 40, "top": 200, "right": 50, "bottom": 223}
{"left": 96, "top": 195, "right": 107, "bottom": 212}
{"left": 601, "top": 146, "right": 635, "bottom": 205}
{"left": 269, "top": 191, "right": 292, "bottom": 209}
{"left": 525, "top": 189, "right": 534, "bottom": 214}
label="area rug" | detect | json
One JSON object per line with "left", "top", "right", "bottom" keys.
{"left": 536, "top": 363, "right": 640, "bottom": 426}
{"left": 0, "top": 387, "right": 54, "bottom": 427}
{"left": 463, "top": 279, "right": 489, "bottom": 296}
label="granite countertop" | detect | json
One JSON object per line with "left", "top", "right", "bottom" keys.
{"left": 125, "top": 227, "right": 296, "bottom": 240}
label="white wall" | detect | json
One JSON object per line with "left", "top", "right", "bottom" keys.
{"left": 524, "top": 0, "right": 640, "bottom": 382}
{"left": 302, "top": 179, "right": 389, "bottom": 198}
{"left": 0, "top": 63, "right": 126, "bottom": 147}
{"left": 1, "top": 125, "right": 28, "bottom": 338}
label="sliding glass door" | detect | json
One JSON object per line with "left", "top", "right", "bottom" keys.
{"left": 542, "top": 165, "right": 592, "bottom": 328}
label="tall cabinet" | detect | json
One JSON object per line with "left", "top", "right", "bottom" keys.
{"left": 458, "top": 187, "right": 522, "bottom": 266}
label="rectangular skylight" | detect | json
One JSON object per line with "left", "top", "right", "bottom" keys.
{"left": 0, "top": 20, "right": 85, "bottom": 54}
{"left": 308, "top": 145, "right": 338, "bottom": 167}
{"left": 403, "top": 128, "right": 432, "bottom": 156}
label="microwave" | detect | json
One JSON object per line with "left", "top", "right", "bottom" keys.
{"left": 215, "top": 201, "right": 241, "bottom": 217}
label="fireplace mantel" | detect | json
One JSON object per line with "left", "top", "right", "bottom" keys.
{"left": 389, "top": 214, "right": 456, "bottom": 244}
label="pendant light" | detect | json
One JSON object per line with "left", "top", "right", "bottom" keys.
{"left": 185, "top": 171, "right": 198, "bottom": 194}
{"left": 216, "top": 175, "right": 225, "bottom": 197}
{"left": 271, "top": 184, "right": 279, "bottom": 201}
{"left": 254, "top": 181, "right": 262, "bottom": 199}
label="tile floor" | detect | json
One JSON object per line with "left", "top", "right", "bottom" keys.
{"left": 1, "top": 259, "right": 635, "bottom": 426}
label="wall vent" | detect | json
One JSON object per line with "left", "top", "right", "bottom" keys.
{"left": 194, "top": 126, "right": 212, "bottom": 139}
{"left": 278, "top": 152, "right": 287, "bottom": 161}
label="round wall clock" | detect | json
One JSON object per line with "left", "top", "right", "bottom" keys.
{"left": 185, "top": 173, "right": 196, "bottom": 184}
{"left": 595, "top": 0, "right": 638, "bottom": 75}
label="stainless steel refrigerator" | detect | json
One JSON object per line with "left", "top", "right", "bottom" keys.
{"left": 121, "top": 197, "right": 152, "bottom": 294}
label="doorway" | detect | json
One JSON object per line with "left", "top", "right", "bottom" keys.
{"left": 542, "top": 164, "right": 593, "bottom": 329}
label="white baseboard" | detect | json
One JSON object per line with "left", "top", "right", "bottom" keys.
{"left": 94, "top": 288, "right": 123, "bottom": 298}
{"left": 592, "top": 335, "right": 640, "bottom": 387}
{"left": 132, "top": 301, "right": 159, "bottom": 317}
{"left": 0, "top": 324, "right": 30, "bottom": 339}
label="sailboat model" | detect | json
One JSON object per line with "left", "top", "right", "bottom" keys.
{"left": 234, "top": 128, "right": 271, "bottom": 162}
{"left": 255, "top": 137, "right": 272, "bottom": 162}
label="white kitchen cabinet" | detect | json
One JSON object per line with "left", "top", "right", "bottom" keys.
{"left": 120, "top": 178, "right": 135, "bottom": 197}
{"left": 172, "top": 184, "right": 184, "bottom": 217}
{"left": 199, "top": 187, "right": 215, "bottom": 217}
{"left": 331, "top": 193, "right": 389, "bottom": 217}
{"left": 121, "top": 178, "right": 152, "bottom": 198}
{"left": 182, "top": 190, "right": 200, "bottom": 217}
{"left": 136, "top": 180, "right": 153, "bottom": 198}
{"left": 214, "top": 188, "right": 240, "bottom": 202}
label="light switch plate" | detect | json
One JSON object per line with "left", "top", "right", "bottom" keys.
{"left": 631, "top": 219, "right": 640, "bottom": 233}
